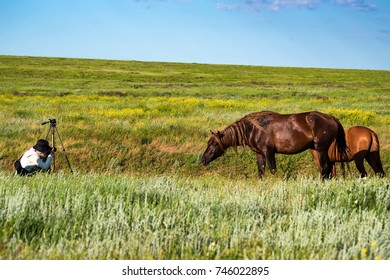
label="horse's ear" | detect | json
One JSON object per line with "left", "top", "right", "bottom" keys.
{"left": 210, "top": 130, "right": 215, "bottom": 135}
{"left": 217, "top": 131, "right": 223, "bottom": 137}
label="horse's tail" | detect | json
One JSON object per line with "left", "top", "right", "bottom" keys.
{"left": 369, "top": 129, "right": 380, "bottom": 153}
{"left": 369, "top": 129, "right": 385, "bottom": 175}
{"left": 333, "top": 117, "right": 349, "bottom": 163}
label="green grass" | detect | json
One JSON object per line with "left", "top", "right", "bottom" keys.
{"left": 0, "top": 173, "right": 389, "bottom": 260}
{"left": 0, "top": 55, "right": 389, "bottom": 259}
{"left": 0, "top": 55, "right": 389, "bottom": 177}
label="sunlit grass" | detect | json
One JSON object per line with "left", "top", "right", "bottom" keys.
{"left": 1, "top": 89, "right": 388, "bottom": 176}
{"left": 0, "top": 173, "right": 388, "bottom": 260}
{"left": 0, "top": 56, "right": 389, "bottom": 259}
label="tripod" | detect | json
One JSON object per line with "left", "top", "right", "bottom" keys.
{"left": 42, "top": 118, "right": 73, "bottom": 173}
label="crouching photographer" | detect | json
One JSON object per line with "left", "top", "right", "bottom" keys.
{"left": 15, "top": 139, "right": 56, "bottom": 175}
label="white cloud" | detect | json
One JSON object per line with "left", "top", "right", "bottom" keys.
{"left": 215, "top": 0, "right": 377, "bottom": 12}
{"left": 216, "top": 3, "right": 241, "bottom": 11}
{"left": 335, "top": 0, "right": 376, "bottom": 11}
{"left": 268, "top": 0, "right": 322, "bottom": 11}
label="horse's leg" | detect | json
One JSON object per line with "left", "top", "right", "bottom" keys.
{"left": 256, "top": 152, "right": 266, "bottom": 178}
{"left": 313, "top": 148, "right": 339, "bottom": 178}
{"left": 266, "top": 150, "right": 277, "bottom": 174}
{"left": 306, "top": 113, "right": 336, "bottom": 179}
{"left": 334, "top": 162, "right": 348, "bottom": 178}
{"left": 354, "top": 159, "right": 367, "bottom": 178}
{"left": 310, "top": 149, "right": 321, "bottom": 171}
{"left": 365, "top": 152, "right": 385, "bottom": 177}
{"left": 316, "top": 148, "right": 332, "bottom": 179}
{"left": 332, "top": 163, "right": 338, "bottom": 178}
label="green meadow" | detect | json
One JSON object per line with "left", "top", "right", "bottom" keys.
{"left": 0, "top": 55, "right": 389, "bottom": 259}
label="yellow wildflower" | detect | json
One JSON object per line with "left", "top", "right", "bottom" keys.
{"left": 361, "top": 247, "right": 368, "bottom": 258}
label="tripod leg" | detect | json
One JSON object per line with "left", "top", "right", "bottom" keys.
{"left": 54, "top": 126, "right": 73, "bottom": 173}
{"left": 45, "top": 125, "right": 51, "bottom": 140}
{"left": 45, "top": 125, "right": 55, "bottom": 171}
{"left": 52, "top": 126, "right": 55, "bottom": 172}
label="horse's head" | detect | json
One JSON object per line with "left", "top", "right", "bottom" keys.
{"left": 200, "top": 131, "right": 225, "bottom": 166}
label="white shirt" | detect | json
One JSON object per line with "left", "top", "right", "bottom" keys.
{"left": 20, "top": 148, "right": 53, "bottom": 172}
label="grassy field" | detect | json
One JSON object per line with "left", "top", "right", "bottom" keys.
{"left": 0, "top": 55, "right": 389, "bottom": 259}
{"left": 0, "top": 173, "right": 389, "bottom": 260}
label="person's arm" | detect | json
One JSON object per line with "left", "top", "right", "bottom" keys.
{"left": 37, "top": 155, "right": 53, "bottom": 170}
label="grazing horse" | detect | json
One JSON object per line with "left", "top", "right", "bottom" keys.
{"left": 310, "top": 126, "right": 385, "bottom": 177}
{"left": 200, "top": 111, "right": 348, "bottom": 179}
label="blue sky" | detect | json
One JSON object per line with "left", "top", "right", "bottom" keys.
{"left": 0, "top": 0, "right": 389, "bottom": 69}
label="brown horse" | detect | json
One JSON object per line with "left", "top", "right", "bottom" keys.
{"left": 310, "top": 126, "right": 385, "bottom": 177}
{"left": 200, "top": 111, "right": 348, "bottom": 179}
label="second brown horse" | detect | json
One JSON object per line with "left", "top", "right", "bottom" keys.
{"left": 311, "top": 126, "right": 385, "bottom": 177}
{"left": 200, "top": 111, "right": 348, "bottom": 179}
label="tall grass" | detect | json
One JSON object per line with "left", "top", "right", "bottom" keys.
{"left": 0, "top": 173, "right": 388, "bottom": 260}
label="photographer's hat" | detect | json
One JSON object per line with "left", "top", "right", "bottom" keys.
{"left": 33, "top": 139, "right": 52, "bottom": 154}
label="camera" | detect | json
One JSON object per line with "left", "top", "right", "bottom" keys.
{"left": 41, "top": 118, "right": 57, "bottom": 126}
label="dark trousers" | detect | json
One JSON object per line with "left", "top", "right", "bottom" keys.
{"left": 14, "top": 159, "right": 29, "bottom": 176}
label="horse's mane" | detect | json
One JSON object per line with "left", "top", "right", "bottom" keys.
{"left": 220, "top": 111, "right": 274, "bottom": 147}
{"left": 243, "top": 111, "right": 274, "bottom": 129}
{"left": 221, "top": 120, "right": 248, "bottom": 147}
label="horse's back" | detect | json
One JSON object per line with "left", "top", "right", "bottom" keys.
{"left": 347, "top": 126, "right": 380, "bottom": 153}
{"left": 249, "top": 111, "right": 338, "bottom": 154}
